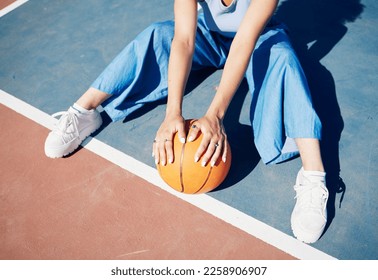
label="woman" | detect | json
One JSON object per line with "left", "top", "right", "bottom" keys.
{"left": 45, "top": 0, "right": 328, "bottom": 243}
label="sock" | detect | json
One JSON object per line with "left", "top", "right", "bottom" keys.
{"left": 301, "top": 168, "right": 326, "bottom": 184}
{"left": 73, "top": 103, "right": 92, "bottom": 113}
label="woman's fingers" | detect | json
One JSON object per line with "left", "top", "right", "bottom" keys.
{"left": 221, "top": 138, "right": 228, "bottom": 163}
{"left": 161, "top": 139, "right": 172, "bottom": 165}
{"left": 203, "top": 141, "right": 222, "bottom": 167}
{"left": 154, "top": 137, "right": 174, "bottom": 165}
{"left": 191, "top": 118, "right": 227, "bottom": 166}
{"left": 187, "top": 122, "right": 201, "bottom": 143}
{"left": 154, "top": 118, "right": 228, "bottom": 167}
{"left": 153, "top": 117, "right": 186, "bottom": 165}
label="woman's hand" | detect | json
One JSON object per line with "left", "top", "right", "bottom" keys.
{"left": 187, "top": 115, "right": 228, "bottom": 167}
{"left": 153, "top": 114, "right": 186, "bottom": 166}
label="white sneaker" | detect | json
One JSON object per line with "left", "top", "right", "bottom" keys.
{"left": 291, "top": 168, "right": 329, "bottom": 243}
{"left": 44, "top": 106, "right": 102, "bottom": 158}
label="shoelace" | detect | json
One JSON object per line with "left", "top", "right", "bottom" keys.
{"left": 51, "top": 109, "right": 79, "bottom": 142}
{"left": 294, "top": 183, "right": 329, "bottom": 212}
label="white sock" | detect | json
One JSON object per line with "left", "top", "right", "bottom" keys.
{"left": 73, "top": 103, "right": 92, "bottom": 113}
{"left": 301, "top": 168, "right": 326, "bottom": 184}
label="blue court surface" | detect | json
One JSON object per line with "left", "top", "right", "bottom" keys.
{"left": 0, "top": 0, "right": 377, "bottom": 260}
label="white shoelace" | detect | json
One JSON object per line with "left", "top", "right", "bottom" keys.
{"left": 294, "top": 183, "right": 328, "bottom": 213}
{"left": 51, "top": 109, "right": 80, "bottom": 143}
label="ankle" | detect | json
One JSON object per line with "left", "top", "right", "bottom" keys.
{"left": 75, "top": 101, "right": 96, "bottom": 111}
{"left": 302, "top": 163, "right": 324, "bottom": 173}
{"left": 300, "top": 167, "right": 326, "bottom": 184}
{"left": 73, "top": 103, "right": 94, "bottom": 113}
{"left": 75, "top": 88, "right": 110, "bottom": 110}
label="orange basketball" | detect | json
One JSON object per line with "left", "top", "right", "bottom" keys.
{"left": 157, "top": 119, "right": 231, "bottom": 194}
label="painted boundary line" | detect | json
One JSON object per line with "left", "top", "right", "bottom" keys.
{"left": 0, "top": 89, "right": 337, "bottom": 260}
{"left": 0, "top": 0, "right": 28, "bottom": 18}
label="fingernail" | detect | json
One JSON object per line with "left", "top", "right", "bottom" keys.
{"left": 180, "top": 137, "right": 186, "bottom": 143}
{"left": 155, "top": 159, "right": 158, "bottom": 165}
{"left": 194, "top": 156, "right": 199, "bottom": 162}
{"left": 169, "top": 158, "right": 173, "bottom": 164}
{"left": 201, "top": 161, "right": 206, "bottom": 167}
{"left": 211, "top": 161, "right": 215, "bottom": 167}
{"left": 222, "top": 156, "right": 227, "bottom": 163}
{"left": 188, "top": 136, "right": 194, "bottom": 142}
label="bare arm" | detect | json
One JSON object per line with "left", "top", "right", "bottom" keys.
{"left": 153, "top": 0, "right": 198, "bottom": 166}
{"left": 208, "top": 0, "right": 278, "bottom": 119}
{"left": 189, "top": 0, "right": 278, "bottom": 166}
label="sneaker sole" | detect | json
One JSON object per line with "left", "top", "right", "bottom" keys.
{"left": 44, "top": 115, "right": 103, "bottom": 158}
{"left": 291, "top": 220, "right": 325, "bottom": 244}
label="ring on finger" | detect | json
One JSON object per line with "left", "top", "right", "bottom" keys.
{"left": 154, "top": 139, "right": 170, "bottom": 143}
{"left": 154, "top": 139, "right": 171, "bottom": 143}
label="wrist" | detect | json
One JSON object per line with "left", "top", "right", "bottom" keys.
{"left": 205, "top": 107, "right": 225, "bottom": 121}
{"left": 165, "top": 107, "right": 182, "bottom": 119}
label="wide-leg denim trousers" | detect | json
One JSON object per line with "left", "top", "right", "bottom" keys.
{"left": 91, "top": 14, "right": 322, "bottom": 165}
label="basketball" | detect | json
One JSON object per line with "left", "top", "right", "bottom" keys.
{"left": 157, "top": 119, "right": 231, "bottom": 194}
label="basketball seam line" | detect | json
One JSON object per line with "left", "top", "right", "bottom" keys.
{"left": 179, "top": 140, "right": 186, "bottom": 193}
{"left": 194, "top": 166, "right": 213, "bottom": 194}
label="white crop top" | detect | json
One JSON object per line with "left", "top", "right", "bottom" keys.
{"left": 198, "top": 0, "right": 251, "bottom": 37}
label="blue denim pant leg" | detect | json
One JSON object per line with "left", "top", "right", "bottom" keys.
{"left": 91, "top": 14, "right": 230, "bottom": 122}
{"left": 91, "top": 21, "right": 175, "bottom": 122}
{"left": 245, "top": 25, "right": 322, "bottom": 164}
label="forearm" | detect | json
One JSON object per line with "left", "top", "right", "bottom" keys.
{"left": 206, "top": 41, "right": 252, "bottom": 120}
{"left": 206, "top": 0, "right": 278, "bottom": 120}
{"left": 166, "top": 39, "right": 194, "bottom": 117}
{"left": 165, "top": 0, "right": 197, "bottom": 118}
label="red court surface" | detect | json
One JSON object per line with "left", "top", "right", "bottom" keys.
{"left": 0, "top": 104, "right": 294, "bottom": 260}
{"left": 0, "top": 0, "right": 15, "bottom": 10}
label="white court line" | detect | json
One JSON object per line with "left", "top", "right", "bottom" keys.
{"left": 0, "top": 89, "right": 337, "bottom": 260}
{"left": 0, "top": 0, "right": 28, "bottom": 18}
